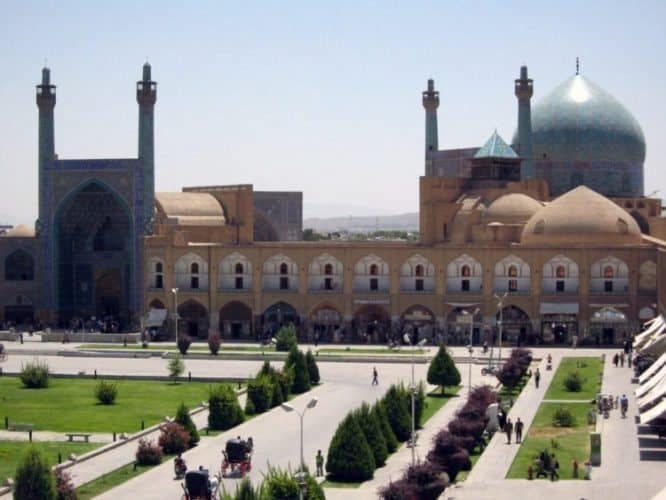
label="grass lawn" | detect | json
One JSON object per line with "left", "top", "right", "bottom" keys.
{"left": 0, "top": 441, "right": 98, "bottom": 483}
{"left": 544, "top": 357, "right": 603, "bottom": 401}
{"left": 0, "top": 377, "right": 226, "bottom": 432}
{"left": 321, "top": 479, "right": 362, "bottom": 489}
{"left": 421, "top": 386, "right": 461, "bottom": 424}
{"left": 78, "top": 343, "right": 277, "bottom": 353}
{"left": 76, "top": 457, "right": 169, "bottom": 499}
{"left": 506, "top": 402, "right": 594, "bottom": 480}
{"left": 317, "top": 348, "right": 425, "bottom": 355}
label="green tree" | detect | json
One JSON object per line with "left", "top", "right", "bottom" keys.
{"left": 372, "top": 403, "right": 398, "bottom": 453}
{"left": 246, "top": 375, "right": 273, "bottom": 414}
{"left": 427, "top": 345, "right": 461, "bottom": 394}
{"left": 167, "top": 354, "right": 185, "bottom": 383}
{"left": 175, "top": 402, "right": 200, "bottom": 447}
{"left": 305, "top": 350, "right": 320, "bottom": 385}
{"left": 275, "top": 325, "right": 298, "bottom": 352}
{"left": 326, "top": 413, "right": 376, "bottom": 481}
{"left": 285, "top": 346, "right": 310, "bottom": 394}
{"left": 382, "top": 385, "right": 412, "bottom": 442}
{"left": 14, "top": 447, "right": 56, "bottom": 500}
{"left": 208, "top": 384, "right": 244, "bottom": 430}
{"left": 355, "top": 403, "right": 388, "bottom": 467}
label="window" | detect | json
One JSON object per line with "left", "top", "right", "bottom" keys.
{"left": 155, "top": 275, "right": 164, "bottom": 289}
{"left": 280, "top": 277, "right": 289, "bottom": 290}
{"left": 556, "top": 265, "right": 566, "bottom": 278}
{"left": 603, "top": 266, "right": 614, "bottom": 278}
{"left": 415, "top": 265, "right": 424, "bottom": 277}
{"left": 4, "top": 250, "right": 34, "bottom": 281}
{"left": 191, "top": 262, "right": 199, "bottom": 274}
{"left": 370, "top": 264, "right": 379, "bottom": 276}
{"left": 235, "top": 277, "right": 243, "bottom": 289}
{"left": 155, "top": 262, "right": 163, "bottom": 273}
{"left": 191, "top": 276, "right": 199, "bottom": 289}
{"left": 415, "top": 279, "right": 424, "bottom": 291}
{"left": 324, "top": 263, "right": 333, "bottom": 275}
{"left": 235, "top": 263, "right": 244, "bottom": 274}
{"left": 370, "top": 278, "right": 378, "bottom": 291}
{"left": 280, "top": 263, "right": 289, "bottom": 275}
{"left": 508, "top": 265, "right": 518, "bottom": 277}
{"left": 604, "top": 280, "right": 613, "bottom": 293}
{"left": 461, "top": 265, "right": 471, "bottom": 277}
{"left": 324, "top": 277, "right": 333, "bottom": 290}
{"left": 556, "top": 280, "right": 565, "bottom": 292}
{"left": 461, "top": 279, "right": 470, "bottom": 291}
{"left": 509, "top": 279, "right": 518, "bottom": 292}
{"left": 442, "top": 223, "right": 447, "bottom": 239}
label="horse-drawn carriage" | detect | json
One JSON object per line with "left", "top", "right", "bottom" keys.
{"left": 181, "top": 469, "right": 220, "bottom": 500}
{"left": 221, "top": 437, "right": 253, "bottom": 477}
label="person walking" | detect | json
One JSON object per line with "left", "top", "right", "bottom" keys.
{"left": 371, "top": 366, "right": 379, "bottom": 386}
{"left": 534, "top": 368, "right": 541, "bottom": 389}
{"left": 572, "top": 334, "right": 578, "bottom": 349}
{"left": 613, "top": 353, "right": 619, "bottom": 367}
{"left": 620, "top": 352, "right": 625, "bottom": 367}
{"left": 628, "top": 351, "right": 633, "bottom": 368}
{"left": 504, "top": 418, "right": 514, "bottom": 444}
{"left": 315, "top": 450, "right": 324, "bottom": 477}
{"left": 549, "top": 454, "right": 560, "bottom": 481}
{"left": 515, "top": 417, "right": 524, "bottom": 443}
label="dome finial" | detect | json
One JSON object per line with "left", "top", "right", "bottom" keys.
{"left": 576, "top": 57, "right": 580, "bottom": 76}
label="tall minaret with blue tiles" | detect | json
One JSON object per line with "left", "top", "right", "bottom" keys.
{"left": 36, "top": 66, "right": 56, "bottom": 233}
{"left": 136, "top": 62, "right": 156, "bottom": 233}
{"left": 422, "top": 79, "right": 439, "bottom": 176}
{"left": 515, "top": 65, "right": 534, "bottom": 179}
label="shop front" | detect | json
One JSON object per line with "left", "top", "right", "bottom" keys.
{"left": 540, "top": 302, "right": 579, "bottom": 344}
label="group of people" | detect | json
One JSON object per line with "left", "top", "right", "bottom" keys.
{"left": 599, "top": 394, "right": 629, "bottom": 418}
{"left": 499, "top": 413, "right": 525, "bottom": 444}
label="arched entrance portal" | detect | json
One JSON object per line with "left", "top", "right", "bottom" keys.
{"left": 262, "top": 302, "right": 299, "bottom": 336}
{"left": 496, "top": 305, "right": 533, "bottom": 346}
{"left": 178, "top": 300, "right": 209, "bottom": 339}
{"left": 590, "top": 307, "right": 628, "bottom": 345}
{"left": 310, "top": 304, "right": 343, "bottom": 343}
{"left": 219, "top": 301, "right": 253, "bottom": 340}
{"left": 353, "top": 305, "right": 390, "bottom": 343}
{"left": 55, "top": 182, "right": 132, "bottom": 328}
{"left": 401, "top": 305, "right": 435, "bottom": 344}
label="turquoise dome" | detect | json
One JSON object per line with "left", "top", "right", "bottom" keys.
{"left": 513, "top": 74, "right": 645, "bottom": 164}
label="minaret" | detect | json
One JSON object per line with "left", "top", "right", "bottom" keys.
{"left": 514, "top": 66, "right": 534, "bottom": 180}
{"left": 136, "top": 62, "right": 157, "bottom": 233}
{"left": 36, "top": 66, "right": 56, "bottom": 232}
{"left": 422, "top": 79, "right": 440, "bottom": 159}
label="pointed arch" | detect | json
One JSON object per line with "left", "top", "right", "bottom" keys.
{"left": 494, "top": 254, "right": 530, "bottom": 294}
{"left": 175, "top": 252, "right": 208, "bottom": 291}
{"left": 446, "top": 254, "right": 482, "bottom": 293}
{"left": 5, "top": 249, "right": 34, "bottom": 281}
{"left": 308, "top": 253, "right": 343, "bottom": 292}
{"left": 400, "top": 254, "right": 435, "bottom": 292}
{"left": 219, "top": 252, "right": 253, "bottom": 291}
{"left": 590, "top": 255, "right": 629, "bottom": 294}
{"left": 353, "top": 254, "right": 389, "bottom": 292}
{"left": 542, "top": 254, "right": 579, "bottom": 294}
{"left": 177, "top": 299, "right": 209, "bottom": 338}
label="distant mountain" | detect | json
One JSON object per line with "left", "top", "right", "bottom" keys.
{"left": 303, "top": 212, "right": 419, "bottom": 233}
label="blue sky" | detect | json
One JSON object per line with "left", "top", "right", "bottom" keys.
{"left": 1, "top": 1, "right": 665, "bottom": 223}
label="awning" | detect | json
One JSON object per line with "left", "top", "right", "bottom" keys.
{"left": 637, "top": 363, "right": 666, "bottom": 398}
{"left": 539, "top": 303, "right": 579, "bottom": 315}
{"left": 639, "top": 352, "right": 666, "bottom": 385}
{"left": 145, "top": 308, "right": 168, "bottom": 328}
{"left": 446, "top": 302, "right": 481, "bottom": 308}
{"left": 590, "top": 306, "right": 627, "bottom": 324}
{"left": 638, "top": 374, "right": 666, "bottom": 410}
{"left": 639, "top": 396, "right": 666, "bottom": 424}
{"left": 641, "top": 331, "right": 666, "bottom": 357}
{"left": 634, "top": 315, "right": 664, "bottom": 350}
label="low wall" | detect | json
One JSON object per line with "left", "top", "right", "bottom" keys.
{"left": 41, "top": 332, "right": 140, "bottom": 343}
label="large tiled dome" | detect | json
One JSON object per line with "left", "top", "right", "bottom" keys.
{"left": 513, "top": 74, "right": 645, "bottom": 164}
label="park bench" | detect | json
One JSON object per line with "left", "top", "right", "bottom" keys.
{"left": 66, "top": 433, "right": 92, "bottom": 443}
{"left": 8, "top": 422, "right": 33, "bottom": 432}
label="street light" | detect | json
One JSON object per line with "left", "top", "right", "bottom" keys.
{"left": 171, "top": 288, "right": 179, "bottom": 344}
{"left": 461, "top": 308, "right": 479, "bottom": 396}
{"left": 404, "top": 333, "right": 427, "bottom": 466}
{"left": 494, "top": 292, "right": 508, "bottom": 364}
{"left": 281, "top": 397, "right": 318, "bottom": 479}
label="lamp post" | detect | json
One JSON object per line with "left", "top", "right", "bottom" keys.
{"left": 171, "top": 287, "right": 179, "bottom": 344}
{"left": 463, "top": 308, "right": 480, "bottom": 395}
{"left": 404, "top": 333, "right": 426, "bottom": 466}
{"left": 494, "top": 293, "right": 508, "bottom": 364}
{"left": 281, "top": 398, "right": 318, "bottom": 477}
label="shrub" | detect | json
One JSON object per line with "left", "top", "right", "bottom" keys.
{"left": 326, "top": 413, "right": 376, "bottom": 481}
{"left": 403, "top": 461, "right": 449, "bottom": 500}
{"left": 286, "top": 347, "right": 310, "bottom": 394}
{"left": 177, "top": 335, "right": 192, "bottom": 355}
{"left": 382, "top": 385, "right": 412, "bottom": 442}
{"left": 427, "top": 430, "right": 470, "bottom": 482}
{"left": 511, "top": 348, "right": 533, "bottom": 368}
{"left": 94, "top": 380, "right": 118, "bottom": 405}
{"left": 175, "top": 402, "right": 200, "bottom": 447}
{"left": 208, "top": 332, "right": 221, "bottom": 355}
{"left": 563, "top": 371, "right": 584, "bottom": 392}
{"left": 258, "top": 466, "right": 324, "bottom": 500}
{"left": 14, "top": 447, "right": 56, "bottom": 500}
{"left": 208, "top": 384, "right": 245, "bottom": 430}
{"left": 378, "top": 479, "right": 417, "bottom": 500}
{"left": 372, "top": 403, "right": 399, "bottom": 453}
{"left": 275, "top": 325, "right": 298, "bottom": 352}
{"left": 427, "top": 346, "right": 461, "bottom": 394}
{"left": 136, "top": 437, "right": 163, "bottom": 465}
{"left": 448, "top": 418, "right": 486, "bottom": 452}
{"left": 19, "top": 360, "right": 50, "bottom": 389}
{"left": 305, "top": 349, "right": 320, "bottom": 385}
{"left": 167, "top": 354, "right": 185, "bottom": 382}
{"left": 552, "top": 407, "right": 576, "bottom": 427}
{"left": 246, "top": 375, "right": 273, "bottom": 414}
{"left": 496, "top": 358, "right": 524, "bottom": 391}
{"left": 55, "top": 467, "right": 77, "bottom": 500}
{"left": 158, "top": 422, "right": 190, "bottom": 455}
{"left": 355, "top": 403, "right": 388, "bottom": 467}
{"left": 468, "top": 385, "right": 497, "bottom": 409}
{"left": 270, "top": 378, "right": 284, "bottom": 408}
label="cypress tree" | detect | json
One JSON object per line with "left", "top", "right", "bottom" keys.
{"left": 355, "top": 403, "right": 388, "bottom": 467}
{"left": 14, "top": 447, "right": 56, "bottom": 500}
{"left": 305, "top": 349, "right": 320, "bottom": 385}
{"left": 372, "top": 403, "right": 398, "bottom": 453}
{"left": 326, "top": 413, "right": 376, "bottom": 481}
{"left": 175, "top": 402, "right": 200, "bottom": 447}
{"left": 287, "top": 346, "right": 311, "bottom": 394}
{"left": 382, "top": 385, "right": 412, "bottom": 442}
{"left": 427, "top": 345, "right": 461, "bottom": 394}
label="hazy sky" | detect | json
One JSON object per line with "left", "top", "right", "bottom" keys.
{"left": 1, "top": 1, "right": 665, "bottom": 224}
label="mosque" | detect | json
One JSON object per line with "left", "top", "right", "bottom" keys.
{"left": 1, "top": 62, "right": 665, "bottom": 346}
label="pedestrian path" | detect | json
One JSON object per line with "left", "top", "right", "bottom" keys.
{"left": 0, "top": 430, "right": 112, "bottom": 444}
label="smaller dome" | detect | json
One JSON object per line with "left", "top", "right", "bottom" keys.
{"left": 482, "top": 193, "right": 543, "bottom": 224}
{"left": 156, "top": 192, "right": 226, "bottom": 226}
{"left": 521, "top": 186, "right": 642, "bottom": 245}
{"left": 4, "top": 224, "right": 35, "bottom": 238}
